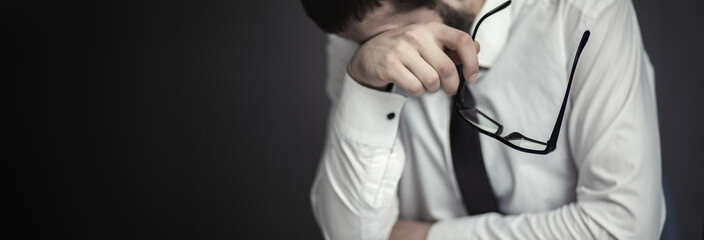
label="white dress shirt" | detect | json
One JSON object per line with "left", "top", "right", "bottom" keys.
{"left": 310, "top": 0, "right": 666, "bottom": 239}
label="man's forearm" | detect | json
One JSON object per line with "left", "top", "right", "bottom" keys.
{"left": 311, "top": 73, "right": 408, "bottom": 240}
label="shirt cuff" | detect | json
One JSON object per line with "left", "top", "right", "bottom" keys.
{"left": 333, "top": 72, "right": 407, "bottom": 148}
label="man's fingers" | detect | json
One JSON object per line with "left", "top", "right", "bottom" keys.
{"left": 445, "top": 42, "right": 478, "bottom": 64}
{"left": 388, "top": 64, "right": 426, "bottom": 97}
{"left": 430, "top": 22, "right": 479, "bottom": 84}
{"left": 402, "top": 53, "right": 442, "bottom": 93}
{"left": 416, "top": 41, "right": 460, "bottom": 95}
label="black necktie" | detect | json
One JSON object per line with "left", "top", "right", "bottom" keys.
{"left": 449, "top": 85, "right": 500, "bottom": 215}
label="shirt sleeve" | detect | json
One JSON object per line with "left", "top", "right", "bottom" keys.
{"left": 310, "top": 34, "right": 408, "bottom": 240}
{"left": 427, "top": 0, "right": 665, "bottom": 239}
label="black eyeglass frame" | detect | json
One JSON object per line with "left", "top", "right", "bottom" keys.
{"left": 453, "top": 0, "right": 591, "bottom": 154}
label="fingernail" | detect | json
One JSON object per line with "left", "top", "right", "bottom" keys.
{"left": 470, "top": 73, "right": 478, "bottom": 83}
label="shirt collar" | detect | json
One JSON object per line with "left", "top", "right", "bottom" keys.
{"left": 470, "top": 0, "right": 512, "bottom": 68}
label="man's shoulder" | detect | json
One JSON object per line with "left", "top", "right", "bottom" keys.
{"left": 559, "top": 0, "right": 626, "bottom": 18}
{"left": 327, "top": 34, "right": 358, "bottom": 57}
{"left": 513, "top": 0, "right": 624, "bottom": 20}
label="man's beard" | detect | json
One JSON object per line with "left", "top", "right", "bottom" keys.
{"left": 437, "top": 2, "right": 476, "bottom": 33}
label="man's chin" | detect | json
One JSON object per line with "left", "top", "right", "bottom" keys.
{"left": 437, "top": 1, "right": 475, "bottom": 33}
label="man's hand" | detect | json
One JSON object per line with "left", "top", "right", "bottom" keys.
{"left": 389, "top": 219, "right": 433, "bottom": 240}
{"left": 347, "top": 21, "right": 480, "bottom": 97}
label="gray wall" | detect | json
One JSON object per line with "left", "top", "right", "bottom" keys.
{"left": 8, "top": 0, "right": 702, "bottom": 239}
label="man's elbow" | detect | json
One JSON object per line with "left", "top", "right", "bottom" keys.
{"left": 579, "top": 192, "right": 666, "bottom": 239}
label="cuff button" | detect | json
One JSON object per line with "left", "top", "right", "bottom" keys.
{"left": 387, "top": 112, "right": 395, "bottom": 120}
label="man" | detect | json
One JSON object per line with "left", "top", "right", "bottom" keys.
{"left": 301, "top": 0, "right": 665, "bottom": 239}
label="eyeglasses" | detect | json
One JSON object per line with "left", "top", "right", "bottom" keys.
{"left": 454, "top": 0, "right": 590, "bottom": 154}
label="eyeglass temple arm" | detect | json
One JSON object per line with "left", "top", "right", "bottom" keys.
{"left": 546, "top": 31, "right": 590, "bottom": 148}
{"left": 456, "top": 0, "right": 512, "bottom": 95}
{"left": 471, "top": 0, "right": 512, "bottom": 39}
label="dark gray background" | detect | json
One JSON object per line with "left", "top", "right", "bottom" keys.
{"left": 8, "top": 0, "right": 702, "bottom": 239}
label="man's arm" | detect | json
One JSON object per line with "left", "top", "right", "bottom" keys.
{"left": 310, "top": 34, "right": 408, "bottom": 240}
{"left": 311, "top": 21, "right": 482, "bottom": 240}
{"left": 427, "top": 0, "right": 665, "bottom": 239}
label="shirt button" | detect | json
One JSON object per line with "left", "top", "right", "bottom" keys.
{"left": 387, "top": 112, "right": 395, "bottom": 120}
